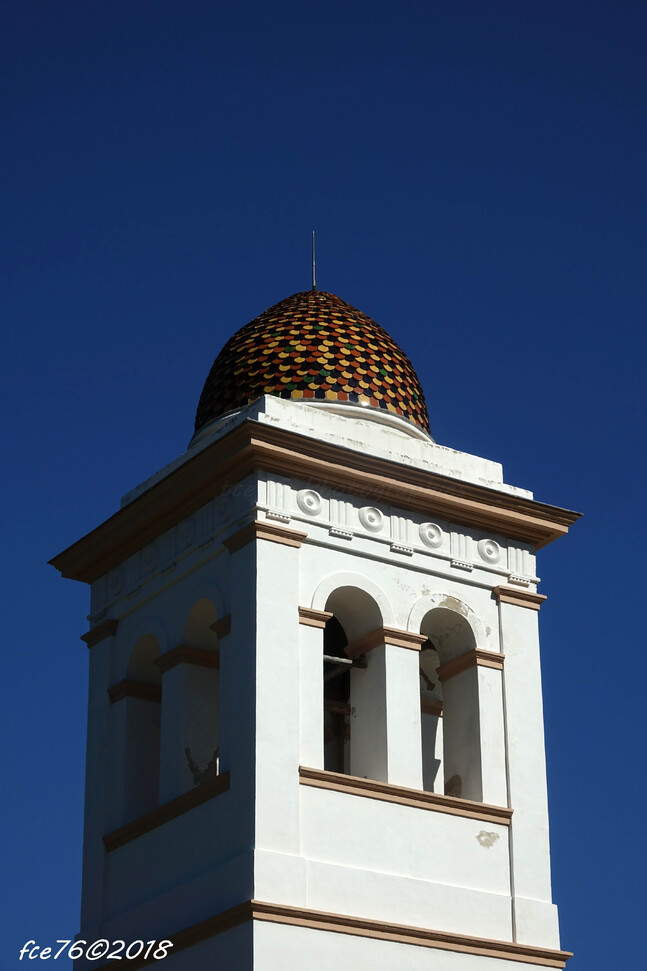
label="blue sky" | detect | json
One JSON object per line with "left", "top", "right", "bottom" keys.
{"left": 2, "top": 1, "right": 645, "bottom": 967}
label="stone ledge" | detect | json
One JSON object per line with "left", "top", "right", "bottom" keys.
{"left": 103, "top": 772, "right": 230, "bottom": 852}
{"left": 298, "top": 766, "right": 513, "bottom": 826}
{"left": 91, "top": 897, "right": 572, "bottom": 969}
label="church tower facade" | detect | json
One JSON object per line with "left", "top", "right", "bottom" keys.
{"left": 52, "top": 289, "right": 577, "bottom": 969}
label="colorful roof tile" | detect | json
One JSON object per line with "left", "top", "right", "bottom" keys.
{"left": 194, "top": 289, "right": 430, "bottom": 434}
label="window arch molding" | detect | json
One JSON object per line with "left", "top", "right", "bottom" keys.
{"left": 407, "top": 592, "right": 487, "bottom": 659}
{"left": 115, "top": 617, "right": 168, "bottom": 683}
{"left": 168, "top": 580, "right": 227, "bottom": 648}
{"left": 310, "top": 571, "right": 395, "bottom": 633}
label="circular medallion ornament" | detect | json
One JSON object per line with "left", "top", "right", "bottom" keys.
{"left": 108, "top": 568, "right": 124, "bottom": 596}
{"left": 178, "top": 519, "right": 196, "bottom": 551}
{"left": 419, "top": 522, "right": 443, "bottom": 549}
{"left": 477, "top": 538, "right": 501, "bottom": 564}
{"left": 359, "top": 506, "right": 384, "bottom": 532}
{"left": 142, "top": 544, "right": 159, "bottom": 574}
{"left": 297, "top": 489, "right": 323, "bottom": 516}
{"left": 215, "top": 493, "right": 235, "bottom": 524}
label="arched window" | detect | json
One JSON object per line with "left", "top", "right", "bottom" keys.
{"left": 180, "top": 598, "right": 220, "bottom": 786}
{"left": 157, "top": 597, "right": 221, "bottom": 803}
{"left": 323, "top": 616, "right": 350, "bottom": 773}
{"left": 419, "top": 639, "right": 443, "bottom": 792}
{"left": 323, "top": 586, "right": 384, "bottom": 781}
{"left": 419, "top": 608, "right": 480, "bottom": 800}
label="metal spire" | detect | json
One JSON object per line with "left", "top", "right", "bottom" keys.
{"left": 312, "top": 230, "right": 316, "bottom": 290}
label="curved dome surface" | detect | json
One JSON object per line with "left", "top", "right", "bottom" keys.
{"left": 194, "top": 289, "right": 429, "bottom": 435}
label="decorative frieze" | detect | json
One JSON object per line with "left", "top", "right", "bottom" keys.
{"left": 450, "top": 531, "right": 473, "bottom": 571}
{"left": 329, "top": 498, "right": 353, "bottom": 539}
{"left": 267, "top": 481, "right": 290, "bottom": 522}
{"left": 390, "top": 515, "right": 413, "bottom": 555}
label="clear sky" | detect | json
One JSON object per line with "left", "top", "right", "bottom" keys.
{"left": 2, "top": 1, "right": 645, "bottom": 967}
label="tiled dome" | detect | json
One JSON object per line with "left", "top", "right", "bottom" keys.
{"left": 194, "top": 289, "right": 430, "bottom": 435}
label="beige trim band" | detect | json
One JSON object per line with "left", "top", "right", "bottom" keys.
{"left": 345, "top": 626, "right": 426, "bottom": 658}
{"left": 108, "top": 680, "right": 161, "bottom": 704}
{"left": 93, "top": 898, "right": 571, "bottom": 969}
{"left": 50, "top": 420, "right": 581, "bottom": 585}
{"left": 224, "top": 519, "right": 307, "bottom": 553}
{"left": 298, "top": 606, "right": 333, "bottom": 628}
{"left": 103, "top": 772, "right": 230, "bottom": 852}
{"left": 493, "top": 585, "right": 547, "bottom": 610}
{"left": 81, "top": 619, "right": 118, "bottom": 648}
{"left": 210, "top": 614, "right": 231, "bottom": 638}
{"left": 250, "top": 901, "right": 572, "bottom": 968}
{"left": 155, "top": 645, "right": 220, "bottom": 674}
{"left": 437, "top": 648, "right": 505, "bottom": 682}
{"left": 299, "top": 766, "right": 512, "bottom": 826}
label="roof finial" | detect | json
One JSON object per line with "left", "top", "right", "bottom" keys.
{"left": 312, "top": 230, "right": 316, "bottom": 290}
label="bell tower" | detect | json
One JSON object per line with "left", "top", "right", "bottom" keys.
{"left": 52, "top": 289, "right": 578, "bottom": 969}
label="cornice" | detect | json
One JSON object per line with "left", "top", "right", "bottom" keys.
{"left": 210, "top": 614, "right": 232, "bottom": 638}
{"left": 437, "top": 648, "right": 505, "bottom": 682}
{"left": 50, "top": 419, "right": 581, "bottom": 584}
{"left": 107, "top": 680, "right": 161, "bottom": 704}
{"left": 298, "top": 606, "right": 333, "bottom": 628}
{"left": 345, "top": 626, "right": 427, "bottom": 658}
{"left": 155, "top": 645, "right": 220, "bottom": 674}
{"left": 493, "top": 585, "right": 548, "bottom": 610}
{"left": 80, "top": 618, "right": 118, "bottom": 647}
{"left": 223, "top": 519, "right": 307, "bottom": 553}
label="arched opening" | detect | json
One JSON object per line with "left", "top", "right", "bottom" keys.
{"left": 182, "top": 597, "right": 219, "bottom": 651}
{"left": 323, "top": 586, "right": 385, "bottom": 781}
{"left": 323, "top": 616, "right": 350, "bottom": 773}
{"left": 419, "top": 640, "right": 443, "bottom": 792}
{"left": 419, "top": 607, "right": 481, "bottom": 800}
{"left": 127, "top": 634, "right": 162, "bottom": 684}
{"left": 123, "top": 635, "right": 161, "bottom": 820}
{"left": 180, "top": 598, "right": 220, "bottom": 787}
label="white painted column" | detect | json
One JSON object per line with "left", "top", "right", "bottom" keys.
{"left": 218, "top": 533, "right": 257, "bottom": 889}
{"left": 109, "top": 694, "right": 160, "bottom": 825}
{"left": 438, "top": 649, "right": 507, "bottom": 804}
{"left": 158, "top": 653, "right": 219, "bottom": 804}
{"left": 349, "top": 630, "right": 423, "bottom": 788}
{"left": 350, "top": 645, "right": 388, "bottom": 782}
{"left": 499, "top": 597, "right": 561, "bottom": 948}
{"left": 440, "top": 664, "right": 483, "bottom": 800}
{"left": 384, "top": 641, "right": 423, "bottom": 789}
{"left": 254, "top": 533, "right": 302, "bottom": 857}
{"left": 421, "top": 708, "right": 443, "bottom": 792}
{"left": 298, "top": 609, "right": 330, "bottom": 770}
{"left": 476, "top": 664, "right": 508, "bottom": 806}
{"left": 80, "top": 630, "right": 114, "bottom": 937}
